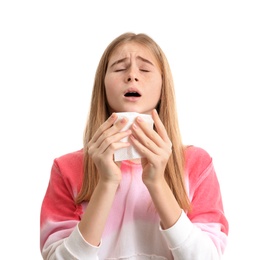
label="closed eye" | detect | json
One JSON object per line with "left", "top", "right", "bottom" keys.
{"left": 115, "top": 69, "right": 126, "bottom": 72}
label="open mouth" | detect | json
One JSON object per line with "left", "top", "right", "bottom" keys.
{"left": 124, "top": 91, "right": 141, "bottom": 97}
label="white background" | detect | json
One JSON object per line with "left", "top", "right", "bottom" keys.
{"left": 1, "top": 1, "right": 273, "bottom": 259}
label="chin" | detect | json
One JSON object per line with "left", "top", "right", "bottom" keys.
{"left": 112, "top": 107, "right": 153, "bottom": 114}
{"left": 115, "top": 108, "right": 140, "bottom": 113}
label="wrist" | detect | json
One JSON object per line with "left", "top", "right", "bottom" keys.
{"left": 97, "top": 178, "right": 120, "bottom": 191}
{"left": 144, "top": 177, "right": 167, "bottom": 192}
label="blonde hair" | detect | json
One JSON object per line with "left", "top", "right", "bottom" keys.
{"left": 76, "top": 32, "right": 191, "bottom": 212}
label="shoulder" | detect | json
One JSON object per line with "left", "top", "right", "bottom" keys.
{"left": 52, "top": 149, "right": 84, "bottom": 184}
{"left": 54, "top": 149, "right": 84, "bottom": 167}
{"left": 184, "top": 145, "right": 212, "bottom": 165}
{"left": 184, "top": 145, "right": 213, "bottom": 179}
{"left": 183, "top": 145, "right": 218, "bottom": 200}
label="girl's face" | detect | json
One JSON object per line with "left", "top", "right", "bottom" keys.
{"left": 104, "top": 42, "right": 162, "bottom": 114}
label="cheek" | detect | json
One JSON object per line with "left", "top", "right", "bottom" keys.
{"left": 152, "top": 77, "right": 162, "bottom": 97}
{"left": 104, "top": 76, "right": 115, "bottom": 96}
{"left": 105, "top": 87, "right": 115, "bottom": 105}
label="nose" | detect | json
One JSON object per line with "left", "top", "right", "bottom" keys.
{"left": 126, "top": 66, "right": 139, "bottom": 82}
{"left": 127, "top": 76, "right": 138, "bottom": 82}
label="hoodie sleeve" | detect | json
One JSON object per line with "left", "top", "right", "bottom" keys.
{"left": 160, "top": 146, "right": 229, "bottom": 259}
{"left": 40, "top": 155, "right": 101, "bottom": 259}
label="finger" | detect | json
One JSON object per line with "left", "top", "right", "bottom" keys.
{"left": 92, "top": 141, "right": 131, "bottom": 160}
{"left": 134, "top": 113, "right": 166, "bottom": 149}
{"left": 89, "top": 141, "right": 131, "bottom": 164}
{"left": 90, "top": 113, "right": 118, "bottom": 143}
{"left": 88, "top": 130, "right": 131, "bottom": 157}
{"left": 103, "top": 141, "right": 131, "bottom": 158}
{"left": 131, "top": 122, "right": 160, "bottom": 154}
{"left": 130, "top": 134, "right": 158, "bottom": 162}
{"left": 97, "top": 129, "right": 132, "bottom": 155}
{"left": 151, "top": 109, "right": 172, "bottom": 147}
{"left": 94, "top": 117, "right": 129, "bottom": 149}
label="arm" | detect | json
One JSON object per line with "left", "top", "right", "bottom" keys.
{"left": 130, "top": 110, "right": 228, "bottom": 259}
{"left": 40, "top": 161, "right": 120, "bottom": 260}
{"left": 40, "top": 114, "right": 132, "bottom": 259}
{"left": 130, "top": 109, "right": 182, "bottom": 229}
{"left": 144, "top": 163, "right": 224, "bottom": 260}
{"left": 40, "top": 160, "right": 101, "bottom": 260}
{"left": 78, "top": 113, "right": 131, "bottom": 245}
{"left": 78, "top": 180, "right": 119, "bottom": 246}
{"left": 159, "top": 158, "right": 228, "bottom": 260}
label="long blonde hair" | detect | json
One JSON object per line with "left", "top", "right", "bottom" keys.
{"left": 76, "top": 32, "right": 191, "bottom": 212}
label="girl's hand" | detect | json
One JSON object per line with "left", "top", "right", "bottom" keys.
{"left": 130, "top": 109, "right": 172, "bottom": 186}
{"left": 87, "top": 113, "right": 131, "bottom": 184}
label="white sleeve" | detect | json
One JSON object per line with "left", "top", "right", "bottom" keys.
{"left": 42, "top": 225, "right": 101, "bottom": 260}
{"left": 160, "top": 211, "right": 221, "bottom": 260}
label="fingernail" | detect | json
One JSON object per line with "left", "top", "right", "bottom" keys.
{"left": 121, "top": 117, "right": 127, "bottom": 123}
{"left": 137, "top": 116, "right": 143, "bottom": 122}
{"left": 132, "top": 123, "right": 138, "bottom": 129}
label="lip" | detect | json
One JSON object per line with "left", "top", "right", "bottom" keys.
{"left": 123, "top": 95, "right": 141, "bottom": 102}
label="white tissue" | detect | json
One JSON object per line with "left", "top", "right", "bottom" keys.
{"left": 114, "top": 112, "right": 154, "bottom": 161}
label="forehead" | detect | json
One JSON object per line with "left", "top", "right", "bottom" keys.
{"left": 109, "top": 42, "right": 157, "bottom": 63}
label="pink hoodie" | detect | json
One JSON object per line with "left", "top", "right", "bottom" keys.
{"left": 40, "top": 145, "right": 228, "bottom": 259}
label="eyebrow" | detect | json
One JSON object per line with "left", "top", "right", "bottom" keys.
{"left": 109, "top": 56, "right": 154, "bottom": 68}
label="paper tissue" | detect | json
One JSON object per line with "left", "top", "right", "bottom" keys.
{"left": 114, "top": 112, "right": 154, "bottom": 161}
